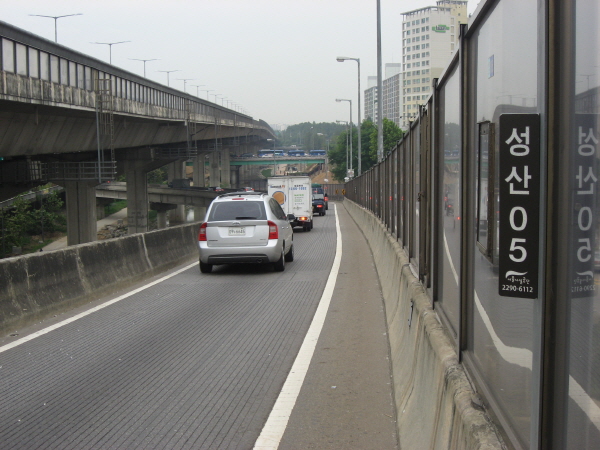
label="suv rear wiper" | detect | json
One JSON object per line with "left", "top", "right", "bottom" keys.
{"left": 235, "top": 216, "right": 258, "bottom": 220}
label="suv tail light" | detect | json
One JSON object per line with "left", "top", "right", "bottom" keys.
{"left": 267, "top": 220, "right": 278, "bottom": 240}
{"left": 199, "top": 222, "right": 208, "bottom": 241}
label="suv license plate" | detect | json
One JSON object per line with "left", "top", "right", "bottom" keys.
{"left": 228, "top": 227, "right": 246, "bottom": 236}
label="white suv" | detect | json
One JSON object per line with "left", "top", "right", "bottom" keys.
{"left": 198, "top": 192, "right": 295, "bottom": 273}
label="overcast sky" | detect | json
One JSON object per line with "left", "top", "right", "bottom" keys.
{"left": 3, "top": 0, "right": 479, "bottom": 128}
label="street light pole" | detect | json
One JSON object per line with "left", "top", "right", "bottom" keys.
{"left": 92, "top": 41, "right": 131, "bottom": 64}
{"left": 336, "top": 56, "right": 362, "bottom": 174}
{"left": 190, "top": 85, "right": 205, "bottom": 97}
{"left": 30, "top": 13, "right": 82, "bottom": 43}
{"left": 336, "top": 99, "right": 353, "bottom": 176}
{"left": 157, "top": 70, "right": 180, "bottom": 87}
{"left": 129, "top": 58, "right": 158, "bottom": 77}
{"left": 336, "top": 120, "right": 349, "bottom": 176}
{"left": 376, "top": 0, "right": 384, "bottom": 162}
{"left": 177, "top": 78, "right": 195, "bottom": 93}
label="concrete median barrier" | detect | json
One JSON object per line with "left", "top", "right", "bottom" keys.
{"left": 0, "top": 223, "right": 199, "bottom": 336}
{"left": 343, "top": 200, "right": 504, "bottom": 450}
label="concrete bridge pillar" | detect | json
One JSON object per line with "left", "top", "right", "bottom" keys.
{"left": 221, "top": 150, "right": 231, "bottom": 187}
{"left": 96, "top": 198, "right": 113, "bottom": 220}
{"left": 122, "top": 148, "right": 178, "bottom": 234}
{"left": 62, "top": 180, "right": 98, "bottom": 246}
{"left": 193, "top": 154, "right": 206, "bottom": 187}
{"left": 208, "top": 152, "right": 219, "bottom": 187}
{"left": 150, "top": 202, "right": 177, "bottom": 229}
{"left": 194, "top": 206, "right": 207, "bottom": 222}
{"left": 230, "top": 166, "right": 239, "bottom": 188}
{"left": 167, "top": 161, "right": 186, "bottom": 224}
{"left": 124, "top": 161, "right": 150, "bottom": 234}
{"left": 192, "top": 153, "right": 207, "bottom": 221}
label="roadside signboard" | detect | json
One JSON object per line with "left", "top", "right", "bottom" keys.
{"left": 498, "top": 114, "right": 540, "bottom": 299}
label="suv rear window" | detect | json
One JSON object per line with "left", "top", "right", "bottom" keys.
{"left": 208, "top": 201, "right": 267, "bottom": 221}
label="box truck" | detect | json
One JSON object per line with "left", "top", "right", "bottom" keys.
{"left": 268, "top": 176, "right": 313, "bottom": 231}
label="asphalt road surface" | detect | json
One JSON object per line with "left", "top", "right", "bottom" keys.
{"left": 0, "top": 204, "right": 397, "bottom": 449}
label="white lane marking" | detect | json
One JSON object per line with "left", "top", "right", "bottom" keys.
{"left": 254, "top": 204, "right": 342, "bottom": 449}
{"left": 0, "top": 262, "right": 197, "bottom": 354}
{"left": 443, "top": 231, "right": 600, "bottom": 432}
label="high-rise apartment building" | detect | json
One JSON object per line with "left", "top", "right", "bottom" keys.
{"left": 364, "top": 66, "right": 404, "bottom": 128}
{"left": 401, "top": 1, "right": 468, "bottom": 127}
{"left": 383, "top": 64, "right": 402, "bottom": 128}
{"left": 364, "top": 76, "right": 378, "bottom": 123}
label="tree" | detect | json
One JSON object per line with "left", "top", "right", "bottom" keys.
{"left": 280, "top": 122, "right": 347, "bottom": 149}
{"left": 5, "top": 195, "right": 34, "bottom": 248}
{"left": 29, "top": 190, "right": 65, "bottom": 235}
{"left": 368, "top": 118, "right": 404, "bottom": 162}
{"left": 147, "top": 167, "right": 167, "bottom": 185}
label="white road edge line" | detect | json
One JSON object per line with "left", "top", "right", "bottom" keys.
{"left": 254, "top": 204, "right": 342, "bottom": 450}
{"left": 0, "top": 262, "right": 197, "bottom": 354}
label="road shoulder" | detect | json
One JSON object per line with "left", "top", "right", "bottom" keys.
{"left": 278, "top": 202, "right": 398, "bottom": 449}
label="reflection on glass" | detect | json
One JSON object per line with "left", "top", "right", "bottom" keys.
{"left": 40, "top": 52, "right": 49, "bottom": 81}
{"left": 50, "top": 55, "right": 59, "bottom": 83}
{"left": 59, "top": 58, "right": 68, "bottom": 85}
{"left": 477, "top": 124, "right": 490, "bottom": 251}
{"left": 440, "top": 67, "right": 461, "bottom": 336}
{"left": 566, "top": 0, "right": 600, "bottom": 446}
{"left": 16, "top": 43, "right": 27, "bottom": 76}
{"left": 1, "top": 39, "right": 15, "bottom": 73}
{"left": 28, "top": 48, "right": 39, "bottom": 79}
{"left": 470, "top": 0, "right": 538, "bottom": 447}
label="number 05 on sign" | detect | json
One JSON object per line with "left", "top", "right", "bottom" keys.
{"left": 498, "top": 114, "right": 540, "bottom": 299}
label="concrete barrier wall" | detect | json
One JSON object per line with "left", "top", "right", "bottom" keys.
{"left": 0, "top": 223, "right": 199, "bottom": 336}
{"left": 343, "top": 200, "right": 504, "bottom": 450}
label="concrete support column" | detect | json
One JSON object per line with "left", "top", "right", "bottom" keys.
{"left": 150, "top": 202, "right": 177, "bottom": 229}
{"left": 193, "top": 206, "right": 207, "bottom": 222}
{"left": 230, "top": 166, "right": 239, "bottom": 188}
{"left": 124, "top": 162, "right": 149, "bottom": 235}
{"left": 209, "top": 152, "right": 220, "bottom": 187}
{"left": 221, "top": 150, "right": 231, "bottom": 187}
{"left": 167, "top": 161, "right": 186, "bottom": 224}
{"left": 193, "top": 153, "right": 206, "bottom": 187}
{"left": 62, "top": 180, "right": 98, "bottom": 246}
{"left": 96, "top": 198, "right": 113, "bottom": 220}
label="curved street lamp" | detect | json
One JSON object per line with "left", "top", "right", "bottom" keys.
{"left": 129, "top": 58, "right": 158, "bottom": 77}
{"left": 29, "top": 13, "right": 82, "bottom": 43}
{"left": 336, "top": 99, "right": 353, "bottom": 177}
{"left": 157, "top": 69, "right": 180, "bottom": 87}
{"left": 177, "top": 78, "right": 196, "bottom": 93}
{"left": 92, "top": 41, "right": 131, "bottom": 64}
{"left": 336, "top": 56, "right": 361, "bottom": 174}
{"left": 336, "top": 120, "right": 350, "bottom": 175}
{"left": 190, "top": 84, "right": 205, "bottom": 97}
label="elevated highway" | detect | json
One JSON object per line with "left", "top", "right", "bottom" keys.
{"left": 0, "top": 20, "right": 275, "bottom": 246}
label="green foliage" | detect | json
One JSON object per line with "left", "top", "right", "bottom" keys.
{"left": 279, "top": 122, "right": 346, "bottom": 150}
{"left": 147, "top": 168, "right": 168, "bottom": 184}
{"left": 0, "top": 189, "right": 65, "bottom": 256}
{"left": 4, "top": 195, "right": 34, "bottom": 247}
{"left": 368, "top": 118, "right": 405, "bottom": 160}
{"left": 28, "top": 190, "right": 65, "bottom": 235}
{"left": 328, "top": 118, "right": 404, "bottom": 180}
{"left": 105, "top": 200, "right": 127, "bottom": 217}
